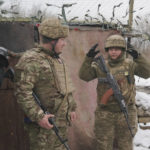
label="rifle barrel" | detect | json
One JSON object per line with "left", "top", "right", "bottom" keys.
{"left": 32, "top": 92, "right": 71, "bottom": 150}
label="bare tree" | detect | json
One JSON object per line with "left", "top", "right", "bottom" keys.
{"left": 28, "top": 4, "right": 55, "bottom": 22}
{"left": 132, "top": 14, "right": 150, "bottom": 53}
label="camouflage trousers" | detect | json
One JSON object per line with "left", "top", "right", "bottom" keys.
{"left": 94, "top": 104, "right": 138, "bottom": 150}
{"left": 24, "top": 123, "right": 68, "bottom": 150}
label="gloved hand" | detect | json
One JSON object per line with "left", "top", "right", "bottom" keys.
{"left": 127, "top": 45, "right": 139, "bottom": 59}
{"left": 87, "top": 43, "right": 99, "bottom": 58}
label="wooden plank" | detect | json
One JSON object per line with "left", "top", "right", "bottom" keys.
{"left": 138, "top": 117, "right": 150, "bottom": 123}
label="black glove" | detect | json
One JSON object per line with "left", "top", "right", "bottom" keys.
{"left": 127, "top": 45, "right": 139, "bottom": 59}
{"left": 87, "top": 43, "right": 99, "bottom": 58}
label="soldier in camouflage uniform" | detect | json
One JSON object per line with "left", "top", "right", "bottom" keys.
{"left": 14, "top": 18, "right": 77, "bottom": 150}
{"left": 79, "top": 34, "right": 150, "bottom": 150}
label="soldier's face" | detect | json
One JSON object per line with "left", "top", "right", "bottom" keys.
{"left": 55, "top": 38, "right": 67, "bottom": 54}
{"left": 108, "top": 47, "right": 122, "bottom": 60}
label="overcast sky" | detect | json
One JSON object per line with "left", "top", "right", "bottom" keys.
{"left": 1, "top": 0, "right": 150, "bottom": 25}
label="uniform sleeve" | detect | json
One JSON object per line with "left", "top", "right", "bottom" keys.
{"left": 79, "top": 56, "right": 97, "bottom": 81}
{"left": 14, "top": 60, "right": 45, "bottom": 122}
{"left": 134, "top": 54, "right": 150, "bottom": 79}
{"left": 70, "top": 97, "right": 77, "bottom": 111}
{"left": 67, "top": 93, "right": 77, "bottom": 112}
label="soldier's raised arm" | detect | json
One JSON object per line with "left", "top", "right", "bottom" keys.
{"left": 79, "top": 44, "right": 99, "bottom": 81}
{"left": 127, "top": 46, "right": 150, "bottom": 78}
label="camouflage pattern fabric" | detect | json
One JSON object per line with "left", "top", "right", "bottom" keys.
{"left": 79, "top": 52, "right": 150, "bottom": 150}
{"left": 14, "top": 46, "right": 76, "bottom": 150}
{"left": 24, "top": 123, "right": 68, "bottom": 150}
{"left": 38, "top": 18, "right": 69, "bottom": 39}
{"left": 94, "top": 104, "right": 137, "bottom": 150}
{"left": 105, "top": 34, "right": 126, "bottom": 51}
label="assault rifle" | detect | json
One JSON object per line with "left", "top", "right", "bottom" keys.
{"left": 32, "top": 92, "right": 71, "bottom": 150}
{"left": 96, "top": 55, "right": 134, "bottom": 138}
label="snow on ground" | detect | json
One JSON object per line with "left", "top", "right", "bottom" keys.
{"left": 136, "top": 92, "right": 150, "bottom": 110}
{"left": 134, "top": 125, "right": 150, "bottom": 150}
{"left": 135, "top": 76, "right": 150, "bottom": 87}
{"left": 134, "top": 76, "right": 150, "bottom": 150}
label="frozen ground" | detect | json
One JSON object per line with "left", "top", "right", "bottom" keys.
{"left": 134, "top": 76, "right": 150, "bottom": 150}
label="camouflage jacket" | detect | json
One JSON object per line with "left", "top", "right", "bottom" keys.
{"left": 14, "top": 46, "right": 77, "bottom": 124}
{"left": 79, "top": 53, "right": 150, "bottom": 111}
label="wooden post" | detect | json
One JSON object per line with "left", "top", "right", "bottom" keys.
{"left": 127, "top": 0, "right": 134, "bottom": 44}
{"left": 127, "top": 0, "right": 134, "bottom": 57}
{"left": 128, "top": 0, "right": 134, "bottom": 31}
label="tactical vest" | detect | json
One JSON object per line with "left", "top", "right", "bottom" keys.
{"left": 44, "top": 54, "right": 75, "bottom": 95}
{"left": 95, "top": 58, "right": 136, "bottom": 108}
{"left": 15, "top": 47, "right": 75, "bottom": 125}
{"left": 33, "top": 48, "right": 75, "bottom": 122}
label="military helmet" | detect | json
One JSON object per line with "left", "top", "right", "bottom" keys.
{"left": 105, "top": 34, "right": 126, "bottom": 51}
{"left": 0, "top": 47, "right": 9, "bottom": 67}
{"left": 0, "top": 47, "right": 8, "bottom": 57}
{"left": 38, "top": 18, "right": 69, "bottom": 39}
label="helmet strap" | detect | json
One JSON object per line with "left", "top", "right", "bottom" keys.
{"left": 51, "top": 39, "right": 59, "bottom": 58}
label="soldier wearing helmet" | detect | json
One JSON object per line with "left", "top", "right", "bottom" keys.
{"left": 14, "top": 18, "right": 77, "bottom": 150}
{"left": 79, "top": 34, "right": 150, "bottom": 150}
